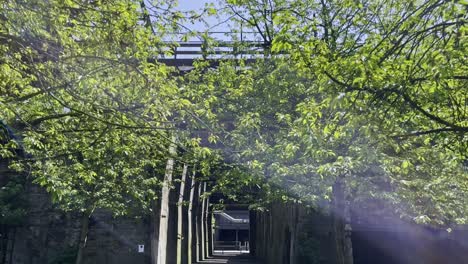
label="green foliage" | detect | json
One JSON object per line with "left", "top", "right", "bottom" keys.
{"left": 0, "top": 0, "right": 219, "bottom": 220}
{"left": 0, "top": 179, "right": 27, "bottom": 225}
{"left": 0, "top": 0, "right": 466, "bottom": 230}
{"left": 0, "top": 123, "right": 27, "bottom": 225}
{"left": 193, "top": 0, "right": 468, "bottom": 226}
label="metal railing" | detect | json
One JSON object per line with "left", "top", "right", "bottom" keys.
{"left": 155, "top": 31, "right": 273, "bottom": 66}
{"left": 214, "top": 241, "right": 250, "bottom": 253}
{"left": 157, "top": 40, "right": 268, "bottom": 66}
{"left": 214, "top": 211, "right": 250, "bottom": 224}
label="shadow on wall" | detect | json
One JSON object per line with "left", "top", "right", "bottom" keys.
{"left": 352, "top": 223, "right": 468, "bottom": 264}
{"left": 253, "top": 201, "right": 468, "bottom": 264}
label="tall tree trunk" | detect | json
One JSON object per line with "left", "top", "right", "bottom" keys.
{"left": 151, "top": 199, "right": 161, "bottom": 264}
{"left": 177, "top": 164, "right": 188, "bottom": 264}
{"left": 181, "top": 167, "right": 191, "bottom": 264}
{"left": 189, "top": 173, "right": 198, "bottom": 264}
{"left": 157, "top": 142, "right": 177, "bottom": 264}
{"left": 204, "top": 194, "right": 211, "bottom": 258}
{"left": 249, "top": 210, "right": 256, "bottom": 256}
{"left": 332, "top": 177, "right": 353, "bottom": 264}
{"left": 207, "top": 209, "right": 213, "bottom": 257}
{"left": 167, "top": 172, "right": 179, "bottom": 264}
{"left": 200, "top": 182, "right": 207, "bottom": 260}
{"left": 75, "top": 211, "right": 91, "bottom": 264}
{"left": 196, "top": 182, "right": 203, "bottom": 262}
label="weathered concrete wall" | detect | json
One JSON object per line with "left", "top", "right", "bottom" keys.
{"left": 4, "top": 154, "right": 213, "bottom": 264}
{"left": 1, "top": 147, "right": 80, "bottom": 264}
{"left": 351, "top": 199, "right": 468, "bottom": 264}
{"left": 11, "top": 185, "right": 81, "bottom": 264}
{"left": 82, "top": 212, "right": 151, "bottom": 264}
{"left": 253, "top": 202, "right": 337, "bottom": 264}
{"left": 10, "top": 191, "right": 197, "bottom": 264}
{"left": 352, "top": 221, "right": 468, "bottom": 264}
{"left": 252, "top": 200, "right": 468, "bottom": 264}
{"left": 12, "top": 204, "right": 152, "bottom": 264}
{"left": 5, "top": 165, "right": 192, "bottom": 264}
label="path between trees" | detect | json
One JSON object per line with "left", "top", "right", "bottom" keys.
{"left": 194, "top": 251, "right": 261, "bottom": 264}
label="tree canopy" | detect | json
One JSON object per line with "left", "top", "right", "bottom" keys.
{"left": 0, "top": 0, "right": 466, "bottom": 231}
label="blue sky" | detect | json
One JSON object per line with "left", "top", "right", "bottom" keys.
{"left": 176, "top": 0, "right": 232, "bottom": 37}
{"left": 166, "top": 0, "right": 259, "bottom": 42}
{"left": 177, "top": 0, "right": 210, "bottom": 11}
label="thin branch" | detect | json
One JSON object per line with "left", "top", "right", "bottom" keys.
{"left": 391, "top": 127, "right": 463, "bottom": 138}
{"left": 29, "top": 112, "right": 81, "bottom": 126}
{"left": 322, "top": 71, "right": 468, "bottom": 133}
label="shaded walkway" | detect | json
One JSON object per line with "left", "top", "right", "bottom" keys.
{"left": 195, "top": 251, "right": 262, "bottom": 264}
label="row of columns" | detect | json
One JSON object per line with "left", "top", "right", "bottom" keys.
{"left": 151, "top": 162, "right": 214, "bottom": 264}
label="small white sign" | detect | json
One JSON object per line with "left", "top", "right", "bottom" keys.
{"left": 138, "top": 245, "right": 145, "bottom": 253}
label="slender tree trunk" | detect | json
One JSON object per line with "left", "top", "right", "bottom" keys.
{"left": 187, "top": 178, "right": 194, "bottom": 264}
{"left": 157, "top": 142, "right": 177, "bottom": 264}
{"left": 177, "top": 164, "right": 188, "bottom": 264}
{"left": 168, "top": 174, "right": 179, "bottom": 264}
{"left": 200, "top": 182, "right": 207, "bottom": 260}
{"left": 249, "top": 210, "right": 256, "bottom": 256}
{"left": 207, "top": 209, "right": 213, "bottom": 257}
{"left": 151, "top": 199, "right": 161, "bottom": 264}
{"left": 196, "top": 182, "right": 203, "bottom": 262}
{"left": 332, "top": 177, "right": 353, "bottom": 264}
{"left": 189, "top": 173, "right": 198, "bottom": 264}
{"left": 204, "top": 194, "right": 211, "bottom": 258}
{"left": 75, "top": 211, "right": 91, "bottom": 264}
{"left": 181, "top": 167, "right": 191, "bottom": 264}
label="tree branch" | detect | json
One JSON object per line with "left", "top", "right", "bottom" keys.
{"left": 391, "top": 127, "right": 463, "bottom": 138}
{"left": 323, "top": 71, "right": 468, "bottom": 134}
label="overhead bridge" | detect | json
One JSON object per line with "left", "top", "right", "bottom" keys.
{"left": 213, "top": 211, "right": 249, "bottom": 224}
{"left": 157, "top": 40, "right": 269, "bottom": 67}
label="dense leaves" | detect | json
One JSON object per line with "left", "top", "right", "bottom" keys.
{"left": 0, "top": 0, "right": 466, "bottom": 231}
{"left": 0, "top": 0, "right": 218, "bottom": 218}
{"left": 200, "top": 0, "right": 468, "bottom": 225}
